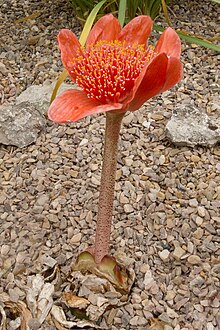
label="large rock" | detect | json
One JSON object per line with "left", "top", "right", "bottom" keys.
{"left": 16, "top": 82, "right": 73, "bottom": 114}
{"left": 0, "top": 102, "right": 46, "bottom": 148}
{"left": 166, "top": 105, "right": 220, "bottom": 147}
{"left": 0, "top": 83, "right": 73, "bottom": 148}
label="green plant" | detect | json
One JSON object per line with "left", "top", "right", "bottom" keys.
{"left": 68, "top": 0, "right": 220, "bottom": 52}
{"left": 126, "top": 0, "right": 170, "bottom": 20}
{"left": 68, "top": 0, "right": 118, "bottom": 22}
{"left": 68, "top": 0, "right": 169, "bottom": 22}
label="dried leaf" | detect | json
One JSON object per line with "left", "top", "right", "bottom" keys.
{"left": 26, "top": 274, "right": 44, "bottom": 314}
{"left": 63, "top": 292, "right": 89, "bottom": 309}
{"left": 0, "top": 305, "right": 7, "bottom": 330}
{"left": 37, "top": 283, "right": 54, "bottom": 324}
{"left": 51, "top": 305, "right": 100, "bottom": 329}
{"left": 73, "top": 251, "right": 135, "bottom": 294}
{"left": 4, "top": 300, "right": 32, "bottom": 330}
{"left": 26, "top": 274, "right": 54, "bottom": 325}
{"left": 15, "top": 11, "right": 41, "bottom": 23}
{"left": 53, "top": 318, "right": 69, "bottom": 330}
{"left": 61, "top": 251, "right": 136, "bottom": 326}
{"left": 42, "top": 264, "right": 61, "bottom": 286}
{"left": 149, "top": 318, "right": 165, "bottom": 330}
{"left": 67, "top": 271, "right": 121, "bottom": 322}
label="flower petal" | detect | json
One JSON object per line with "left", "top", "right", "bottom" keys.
{"left": 48, "top": 89, "right": 124, "bottom": 123}
{"left": 86, "top": 14, "right": 121, "bottom": 45}
{"left": 155, "top": 27, "right": 181, "bottom": 58}
{"left": 57, "top": 29, "right": 81, "bottom": 72}
{"left": 161, "top": 57, "right": 183, "bottom": 92}
{"left": 118, "top": 16, "right": 153, "bottom": 46}
{"left": 126, "top": 53, "right": 168, "bottom": 111}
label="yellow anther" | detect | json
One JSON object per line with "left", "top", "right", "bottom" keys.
{"left": 70, "top": 41, "right": 155, "bottom": 103}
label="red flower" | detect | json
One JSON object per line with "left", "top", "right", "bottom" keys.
{"left": 48, "top": 14, "right": 183, "bottom": 123}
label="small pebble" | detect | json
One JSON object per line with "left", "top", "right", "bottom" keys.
{"left": 70, "top": 233, "right": 82, "bottom": 244}
{"left": 173, "top": 246, "right": 185, "bottom": 260}
{"left": 197, "top": 206, "right": 206, "bottom": 217}
{"left": 187, "top": 255, "right": 201, "bottom": 265}
{"left": 158, "top": 249, "right": 170, "bottom": 261}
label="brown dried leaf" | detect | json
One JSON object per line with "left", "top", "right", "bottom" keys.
{"left": 73, "top": 251, "right": 135, "bottom": 294}
{"left": 63, "top": 251, "right": 135, "bottom": 326}
{"left": 51, "top": 305, "right": 100, "bottom": 329}
{"left": 15, "top": 11, "right": 41, "bottom": 23}
{"left": 63, "top": 292, "right": 89, "bottom": 309}
{"left": 67, "top": 271, "right": 122, "bottom": 322}
{"left": 53, "top": 318, "right": 69, "bottom": 330}
{"left": 42, "top": 264, "right": 61, "bottom": 286}
{"left": 4, "top": 300, "right": 32, "bottom": 330}
{"left": 149, "top": 318, "right": 165, "bottom": 330}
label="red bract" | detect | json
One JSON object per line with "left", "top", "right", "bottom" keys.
{"left": 48, "top": 14, "right": 183, "bottom": 123}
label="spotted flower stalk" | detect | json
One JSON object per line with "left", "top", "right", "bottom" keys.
{"left": 48, "top": 14, "right": 182, "bottom": 268}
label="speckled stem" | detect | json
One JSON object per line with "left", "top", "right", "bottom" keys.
{"left": 94, "top": 111, "right": 125, "bottom": 264}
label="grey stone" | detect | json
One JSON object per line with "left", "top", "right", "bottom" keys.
{"left": 16, "top": 82, "right": 73, "bottom": 115}
{"left": 28, "top": 318, "right": 41, "bottom": 330}
{"left": 41, "top": 254, "right": 57, "bottom": 268}
{"left": 0, "top": 102, "right": 46, "bottom": 148}
{"left": 166, "top": 105, "right": 220, "bottom": 147}
{"left": 0, "top": 83, "right": 73, "bottom": 148}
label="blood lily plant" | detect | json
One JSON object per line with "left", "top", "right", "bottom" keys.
{"left": 48, "top": 14, "right": 182, "bottom": 288}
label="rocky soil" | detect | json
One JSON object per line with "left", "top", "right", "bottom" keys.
{"left": 0, "top": 0, "right": 219, "bottom": 329}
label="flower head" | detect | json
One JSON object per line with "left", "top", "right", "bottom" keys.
{"left": 48, "top": 14, "right": 183, "bottom": 123}
{"left": 71, "top": 40, "right": 155, "bottom": 104}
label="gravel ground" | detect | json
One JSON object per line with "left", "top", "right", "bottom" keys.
{"left": 0, "top": 0, "right": 220, "bottom": 329}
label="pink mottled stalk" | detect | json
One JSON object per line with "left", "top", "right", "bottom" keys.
{"left": 94, "top": 112, "right": 125, "bottom": 264}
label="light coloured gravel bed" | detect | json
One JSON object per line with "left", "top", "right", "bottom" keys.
{"left": 0, "top": 0, "right": 219, "bottom": 329}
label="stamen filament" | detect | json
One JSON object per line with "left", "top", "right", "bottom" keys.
{"left": 70, "top": 41, "right": 155, "bottom": 104}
